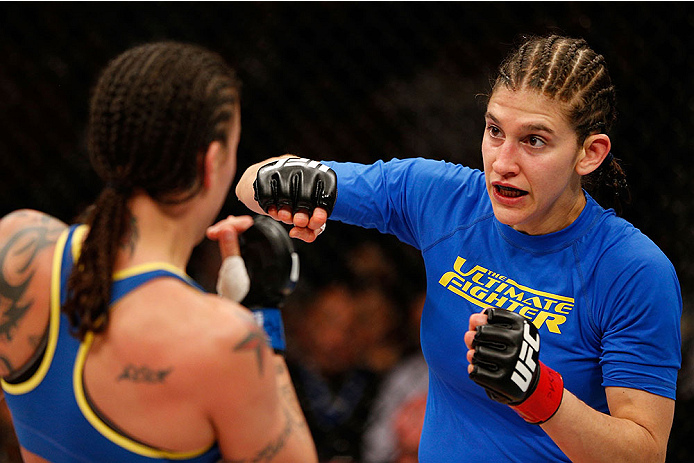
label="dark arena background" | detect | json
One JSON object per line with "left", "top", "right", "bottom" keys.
{"left": 1, "top": 2, "right": 692, "bottom": 461}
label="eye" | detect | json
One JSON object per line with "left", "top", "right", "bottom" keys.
{"left": 487, "top": 125, "right": 502, "bottom": 138}
{"left": 526, "top": 135, "right": 546, "bottom": 148}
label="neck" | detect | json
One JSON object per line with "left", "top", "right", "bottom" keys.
{"left": 114, "top": 192, "right": 204, "bottom": 271}
{"left": 513, "top": 185, "right": 587, "bottom": 236}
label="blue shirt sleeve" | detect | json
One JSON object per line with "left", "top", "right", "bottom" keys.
{"left": 322, "top": 158, "right": 488, "bottom": 250}
{"left": 594, "top": 227, "right": 682, "bottom": 399}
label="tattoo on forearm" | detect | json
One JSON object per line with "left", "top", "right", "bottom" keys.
{"left": 0, "top": 220, "right": 63, "bottom": 341}
{"left": 116, "top": 364, "right": 172, "bottom": 383}
{"left": 119, "top": 215, "right": 139, "bottom": 257}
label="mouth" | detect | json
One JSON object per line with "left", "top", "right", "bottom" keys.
{"left": 493, "top": 184, "right": 528, "bottom": 198}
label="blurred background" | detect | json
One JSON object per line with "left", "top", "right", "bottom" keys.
{"left": 0, "top": 2, "right": 692, "bottom": 461}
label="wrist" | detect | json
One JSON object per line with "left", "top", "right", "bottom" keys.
{"left": 252, "top": 308, "right": 286, "bottom": 355}
{"left": 511, "top": 361, "right": 564, "bottom": 424}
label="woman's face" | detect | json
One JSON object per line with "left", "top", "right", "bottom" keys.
{"left": 482, "top": 87, "right": 585, "bottom": 235}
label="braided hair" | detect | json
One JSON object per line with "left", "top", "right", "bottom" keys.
{"left": 493, "top": 35, "right": 629, "bottom": 212}
{"left": 64, "top": 42, "right": 240, "bottom": 340}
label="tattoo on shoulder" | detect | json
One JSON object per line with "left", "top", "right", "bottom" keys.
{"left": 116, "top": 364, "right": 172, "bottom": 383}
{"left": 233, "top": 325, "right": 268, "bottom": 377}
{"left": 0, "top": 216, "right": 64, "bottom": 341}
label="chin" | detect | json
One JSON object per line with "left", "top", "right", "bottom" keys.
{"left": 491, "top": 203, "right": 524, "bottom": 227}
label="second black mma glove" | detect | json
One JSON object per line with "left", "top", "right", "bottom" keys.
{"left": 253, "top": 157, "right": 337, "bottom": 216}
{"left": 217, "top": 216, "right": 299, "bottom": 355}
{"left": 240, "top": 216, "right": 299, "bottom": 355}
{"left": 469, "top": 308, "right": 564, "bottom": 424}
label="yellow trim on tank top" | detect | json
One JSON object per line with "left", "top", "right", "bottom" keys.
{"left": 1, "top": 228, "right": 68, "bottom": 395}
{"left": 73, "top": 334, "right": 214, "bottom": 459}
{"left": 71, "top": 224, "right": 89, "bottom": 262}
{"left": 113, "top": 262, "right": 194, "bottom": 284}
{"left": 70, "top": 225, "right": 195, "bottom": 284}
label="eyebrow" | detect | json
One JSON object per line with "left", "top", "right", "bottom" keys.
{"left": 485, "top": 112, "right": 555, "bottom": 135}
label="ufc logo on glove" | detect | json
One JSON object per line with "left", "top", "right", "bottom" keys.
{"left": 470, "top": 308, "right": 563, "bottom": 424}
{"left": 512, "top": 322, "right": 540, "bottom": 393}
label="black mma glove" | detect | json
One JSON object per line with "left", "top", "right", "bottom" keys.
{"left": 253, "top": 157, "right": 337, "bottom": 216}
{"left": 239, "top": 216, "right": 299, "bottom": 354}
{"left": 240, "top": 215, "right": 299, "bottom": 308}
{"left": 469, "top": 308, "right": 564, "bottom": 424}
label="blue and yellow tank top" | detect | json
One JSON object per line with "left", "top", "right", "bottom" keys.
{"left": 1, "top": 225, "right": 221, "bottom": 462}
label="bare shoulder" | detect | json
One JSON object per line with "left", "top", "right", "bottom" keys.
{"left": 0, "top": 209, "right": 67, "bottom": 377}
{"left": 181, "top": 291, "right": 271, "bottom": 377}
{"left": 166, "top": 290, "right": 277, "bottom": 407}
{"left": 0, "top": 209, "right": 67, "bottom": 267}
{"left": 111, "top": 282, "right": 271, "bottom": 382}
{"left": 0, "top": 209, "right": 67, "bottom": 301}
{"left": 0, "top": 209, "right": 66, "bottom": 244}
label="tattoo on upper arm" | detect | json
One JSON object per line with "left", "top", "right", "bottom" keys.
{"left": 223, "top": 407, "right": 294, "bottom": 463}
{"left": 219, "top": 361, "right": 311, "bottom": 462}
{"left": 116, "top": 364, "right": 173, "bottom": 383}
{"left": 276, "top": 365, "right": 308, "bottom": 433}
{"left": 0, "top": 216, "right": 64, "bottom": 342}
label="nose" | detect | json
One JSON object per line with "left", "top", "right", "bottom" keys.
{"left": 491, "top": 142, "right": 520, "bottom": 177}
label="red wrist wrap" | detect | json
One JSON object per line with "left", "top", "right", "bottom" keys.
{"left": 511, "top": 361, "right": 564, "bottom": 424}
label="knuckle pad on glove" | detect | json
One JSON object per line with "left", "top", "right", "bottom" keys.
{"left": 475, "top": 345, "right": 516, "bottom": 368}
{"left": 487, "top": 307, "right": 526, "bottom": 329}
{"left": 475, "top": 324, "right": 514, "bottom": 345}
{"left": 470, "top": 365, "right": 508, "bottom": 393}
{"left": 254, "top": 159, "right": 337, "bottom": 216}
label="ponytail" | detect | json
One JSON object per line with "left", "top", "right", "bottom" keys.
{"left": 584, "top": 153, "right": 631, "bottom": 214}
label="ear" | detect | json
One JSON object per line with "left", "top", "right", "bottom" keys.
{"left": 575, "top": 134, "right": 611, "bottom": 176}
{"left": 202, "top": 141, "right": 224, "bottom": 190}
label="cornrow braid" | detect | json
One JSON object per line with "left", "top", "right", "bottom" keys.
{"left": 64, "top": 42, "right": 241, "bottom": 340}
{"left": 529, "top": 35, "right": 561, "bottom": 89}
{"left": 558, "top": 53, "right": 606, "bottom": 102}
{"left": 545, "top": 39, "right": 584, "bottom": 94}
{"left": 511, "top": 41, "right": 532, "bottom": 89}
{"left": 492, "top": 35, "right": 626, "bottom": 212}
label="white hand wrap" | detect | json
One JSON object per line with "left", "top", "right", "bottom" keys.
{"left": 216, "top": 256, "right": 251, "bottom": 303}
